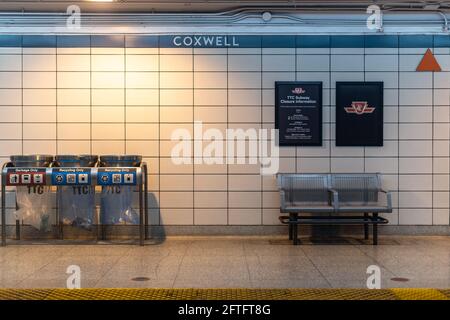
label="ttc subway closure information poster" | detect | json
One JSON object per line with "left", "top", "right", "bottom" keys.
{"left": 275, "top": 81, "right": 323, "bottom": 146}
{"left": 336, "top": 82, "right": 384, "bottom": 146}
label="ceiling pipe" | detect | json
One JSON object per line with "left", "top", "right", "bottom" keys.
{"left": 437, "top": 11, "right": 449, "bottom": 31}
{"left": 0, "top": 7, "right": 447, "bottom": 31}
{"left": 383, "top": 7, "right": 449, "bottom": 31}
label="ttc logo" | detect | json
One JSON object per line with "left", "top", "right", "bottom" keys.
{"left": 344, "top": 101, "right": 375, "bottom": 115}
{"left": 291, "top": 87, "right": 305, "bottom": 94}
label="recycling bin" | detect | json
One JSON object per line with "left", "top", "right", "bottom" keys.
{"left": 55, "top": 155, "right": 98, "bottom": 231}
{"left": 10, "top": 155, "right": 54, "bottom": 232}
{"left": 99, "top": 155, "right": 142, "bottom": 225}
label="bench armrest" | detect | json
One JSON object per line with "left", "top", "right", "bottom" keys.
{"left": 328, "top": 188, "right": 339, "bottom": 210}
{"left": 379, "top": 189, "right": 393, "bottom": 209}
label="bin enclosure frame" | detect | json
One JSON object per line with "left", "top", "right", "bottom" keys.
{"left": 1, "top": 161, "right": 149, "bottom": 246}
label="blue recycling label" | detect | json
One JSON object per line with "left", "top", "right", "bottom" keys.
{"left": 97, "top": 168, "right": 137, "bottom": 186}
{"left": 51, "top": 168, "right": 92, "bottom": 185}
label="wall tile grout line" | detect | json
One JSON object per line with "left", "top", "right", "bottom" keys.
{"left": 192, "top": 46, "right": 195, "bottom": 225}
{"left": 395, "top": 40, "right": 400, "bottom": 225}
{"left": 6, "top": 85, "right": 450, "bottom": 90}
{"left": 329, "top": 47, "right": 332, "bottom": 173}
{"left": 55, "top": 42, "right": 58, "bottom": 155}
{"left": 21, "top": 37, "right": 23, "bottom": 155}
{"left": 124, "top": 36, "right": 127, "bottom": 154}
{"left": 295, "top": 48, "right": 298, "bottom": 174}
{"left": 260, "top": 45, "right": 263, "bottom": 225}
{"left": 158, "top": 40, "right": 161, "bottom": 226}
{"left": 431, "top": 46, "right": 434, "bottom": 225}
{"left": 90, "top": 36, "right": 93, "bottom": 155}
{"left": 363, "top": 39, "right": 366, "bottom": 173}
{"left": 226, "top": 47, "right": 229, "bottom": 226}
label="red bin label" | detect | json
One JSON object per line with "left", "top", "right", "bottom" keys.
{"left": 6, "top": 168, "right": 47, "bottom": 186}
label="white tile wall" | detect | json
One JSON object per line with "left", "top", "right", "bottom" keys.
{"left": 0, "top": 89, "right": 21, "bottom": 105}
{"left": 91, "top": 55, "right": 124, "bottom": 71}
{"left": 23, "top": 89, "right": 55, "bottom": 105}
{"left": 0, "top": 55, "right": 21, "bottom": 71}
{"left": 364, "top": 72, "right": 398, "bottom": 89}
{"left": 57, "top": 55, "right": 90, "bottom": 71}
{"left": 0, "top": 42, "right": 448, "bottom": 228}
{"left": 57, "top": 89, "right": 90, "bottom": 105}
{"left": 58, "top": 72, "right": 91, "bottom": 88}
{"left": 126, "top": 55, "right": 159, "bottom": 71}
{"left": 399, "top": 89, "right": 433, "bottom": 105}
{"left": 262, "top": 55, "right": 295, "bottom": 71}
{"left": 23, "top": 55, "right": 56, "bottom": 71}
{"left": 331, "top": 55, "right": 364, "bottom": 72}
{"left": 399, "top": 209, "right": 432, "bottom": 225}
{"left": 193, "top": 55, "right": 227, "bottom": 72}
{"left": 365, "top": 158, "right": 398, "bottom": 174}
{"left": 0, "top": 122, "right": 21, "bottom": 140}
{"left": 195, "top": 192, "right": 227, "bottom": 208}
{"left": 194, "top": 209, "right": 227, "bottom": 225}
{"left": 23, "top": 106, "right": 56, "bottom": 123}
{"left": 228, "top": 55, "right": 261, "bottom": 71}
{"left": 365, "top": 55, "right": 398, "bottom": 71}
{"left": 399, "top": 72, "right": 432, "bottom": 88}
{"left": 160, "top": 55, "right": 192, "bottom": 71}
{"left": 229, "top": 209, "right": 261, "bottom": 225}
{"left": 399, "top": 55, "right": 423, "bottom": 71}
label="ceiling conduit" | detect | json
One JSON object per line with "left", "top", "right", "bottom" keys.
{"left": 0, "top": 2, "right": 448, "bottom": 33}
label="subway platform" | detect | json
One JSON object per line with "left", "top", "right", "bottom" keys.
{"left": 0, "top": 236, "right": 448, "bottom": 292}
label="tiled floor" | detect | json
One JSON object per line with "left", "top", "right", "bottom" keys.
{"left": 0, "top": 236, "right": 449, "bottom": 289}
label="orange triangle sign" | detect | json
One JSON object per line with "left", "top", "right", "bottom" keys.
{"left": 416, "top": 48, "right": 441, "bottom": 72}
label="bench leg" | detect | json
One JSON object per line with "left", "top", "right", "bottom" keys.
{"left": 293, "top": 223, "right": 299, "bottom": 245}
{"left": 288, "top": 213, "right": 294, "bottom": 240}
{"left": 288, "top": 224, "right": 293, "bottom": 240}
{"left": 373, "top": 213, "right": 378, "bottom": 245}
{"left": 16, "top": 220, "right": 20, "bottom": 240}
{"left": 364, "top": 212, "right": 369, "bottom": 240}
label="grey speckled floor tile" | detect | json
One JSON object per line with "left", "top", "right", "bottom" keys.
{"left": 0, "top": 236, "right": 448, "bottom": 288}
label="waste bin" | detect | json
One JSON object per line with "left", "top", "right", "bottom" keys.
{"left": 55, "top": 155, "right": 98, "bottom": 230}
{"left": 99, "top": 155, "right": 142, "bottom": 225}
{"left": 10, "top": 155, "right": 54, "bottom": 232}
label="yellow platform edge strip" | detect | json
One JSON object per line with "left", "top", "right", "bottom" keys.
{"left": 0, "top": 288, "right": 448, "bottom": 300}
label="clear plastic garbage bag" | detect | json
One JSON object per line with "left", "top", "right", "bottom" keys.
{"left": 15, "top": 185, "right": 53, "bottom": 232}
{"left": 101, "top": 186, "right": 139, "bottom": 225}
{"left": 59, "top": 186, "right": 95, "bottom": 230}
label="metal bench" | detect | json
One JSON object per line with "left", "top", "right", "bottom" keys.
{"left": 278, "top": 173, "right": 391, "bottom": 245}
{"left": 278, "top": 174, "right": 338, "bottom": 244}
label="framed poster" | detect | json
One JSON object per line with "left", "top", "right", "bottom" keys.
{"left": 336, "top": 82, "right": 384, "bottom": 146}
{"left": 275, "top": 81, "right": 322, "bottom": 146}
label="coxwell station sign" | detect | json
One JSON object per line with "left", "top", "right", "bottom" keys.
{"left": 172, "top": 35, "right": 240, "bottom": 47}
{"left": 0, "top": 34, "right": 448, "bottom": 49}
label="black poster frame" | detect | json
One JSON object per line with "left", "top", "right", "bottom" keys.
{"left": 275, "top": 81, "right": 323, "bottom": 147}
{"left": 335, "top": 81, "right": 384, "bottom": 147}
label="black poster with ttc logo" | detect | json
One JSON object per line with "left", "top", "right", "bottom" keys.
{"left": 275, "top": 81, "right": 322, "bottom": 146}
{"left": 336, "top": 82, "right": 383, "bottom": 146}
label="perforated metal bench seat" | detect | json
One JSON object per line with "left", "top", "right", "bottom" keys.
{"left": 278, "top": 174, "right": 339, "bottom": 213}
{"left": 330, "top": 173, "right": 392, "bottom": 214}
{"left": 282, "top": 204, "right": 335, "bottom": 213}
{"left": 277, "top": 173, "right": 392, "bottom": 245}
{"left": 335, "top": 205, "right": 391, "bottom": 213}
